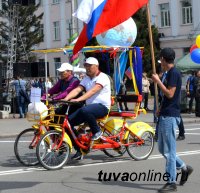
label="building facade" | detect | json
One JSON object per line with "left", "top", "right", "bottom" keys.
{"left": 34, "top": 0, "right": 82, "bottom": 77}
{"left": 150, "top": 0, "right": 200, "bottom": 59}
{"left": 23, "top": 0, "right": 200, "bottom": 76}
{"left": 1, "top": 0, "right": 200, "bottom": 77}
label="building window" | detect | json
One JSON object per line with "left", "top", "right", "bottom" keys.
{"left": 52, "top": 0, "right": 60, "bottom": 4}
{"left": 53, "top": 21, "right": 60, "bottom": 40}
{"left": 160, "top": 3, "right": 170, "bottom": 27}
{"left": 182, "top": 1, "right": 192, "bottom": 24}
{"left": 54, "top": 58, "right": 61, "bottom": 76}
{"left": 39, "top": 24, "right": 44, "bottom": 41}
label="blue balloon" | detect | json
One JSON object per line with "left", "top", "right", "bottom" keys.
{"left": 191, "top": 48, "right": 200, "bottom": 64}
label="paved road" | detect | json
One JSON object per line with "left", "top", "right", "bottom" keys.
{"left": 0, "top": 111, "right": 199, "bottom": 137}
{"left": 0, "top": 123, "right": 199, "bottom": 193}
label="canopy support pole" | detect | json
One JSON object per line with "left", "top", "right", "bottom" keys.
{"left": 45, "top": 53, "right": 48, "bottom": 105}
{"left": 146, "top": 3, "right": 159, "bottom": 111}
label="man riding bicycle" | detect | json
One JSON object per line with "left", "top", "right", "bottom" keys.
{"left": 63, "top": 57, "right": 111, "bottom": 160}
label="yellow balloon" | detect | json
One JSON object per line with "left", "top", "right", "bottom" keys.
{"left": 196, "top": 35, "right": 200, "bottom": 48}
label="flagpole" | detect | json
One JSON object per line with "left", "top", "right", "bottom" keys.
{"left": 146, "top": 3, "right": 159, "bottom": 111}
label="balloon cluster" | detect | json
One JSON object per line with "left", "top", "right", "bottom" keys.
{"left": 190, "top": 35, "right": 200, "bottom": 64}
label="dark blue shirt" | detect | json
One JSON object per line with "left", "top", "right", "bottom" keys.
{"left": 160, "top": 67, "right": 182, "bottom": 117}
{"left": 187, "top": 76, "right": 195, "bottom": 91}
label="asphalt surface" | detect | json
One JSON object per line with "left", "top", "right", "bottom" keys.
{"left": 1, "top": 97, "right": 199, "bottom": 137}
{"left": 0, "top": 122, "right": 200, "bottom": 193}
{"left": 0, "top": 103, "right": 200, "bottom": 193}
{"left": 0, "top": 110, "right": 199, "bottom": 137}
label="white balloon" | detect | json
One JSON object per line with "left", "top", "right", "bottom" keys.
{"left": 96, "top": 17, "right": 137, "bottom": 47}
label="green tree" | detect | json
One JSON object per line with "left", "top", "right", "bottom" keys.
{"left": 132, "top": 8, "right": 160, "bottom": 75}
{"left": 0, "top": 1, "right": 43, "bottom": 63}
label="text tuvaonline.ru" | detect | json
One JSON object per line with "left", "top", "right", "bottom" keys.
{"left": 98, "top": 170, "right": 182, "bottom": 182}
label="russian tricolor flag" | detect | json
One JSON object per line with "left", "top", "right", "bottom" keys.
{"left": 73, "top": 0, "right": 149, "bottom": 55}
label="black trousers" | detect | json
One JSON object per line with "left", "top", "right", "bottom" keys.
{"left": 195, "top": 97, "right": 200, "bottom": 117}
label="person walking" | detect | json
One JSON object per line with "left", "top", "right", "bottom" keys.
{"left": 176, "top": 116, "right": 185, "bottom": 140}
{"left": 152, "top": 48, "right": 193, "bottom": 192}
{"left": 10, "top": 75, "right": 27, "bottom": 118}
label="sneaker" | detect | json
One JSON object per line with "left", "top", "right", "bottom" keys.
{"left": 180, "top": 165, "right": 193, "bottom": 185}
{"left": 158, "top": 183, "right": 177, "bottom": 193}
{"left": 176, "top": 135, "right": 185, "bottom": 141}
{"left": 71, "top": 151, "right": 83, "bottom": 160}
{"left": 91, "top": 130, "right": 103, "bottom": 141}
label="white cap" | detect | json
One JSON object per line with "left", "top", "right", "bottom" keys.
{"left": 158, "top": 60, "right": 161, "bottom": 64}
{"left": 85, "top": 57, "right": 99, "bottom": 65}
{"left": 73, "top": 67, "right": 86, "bottom": 73}
{"left": 57, "top": 63, "right": 73, "bottom": 72}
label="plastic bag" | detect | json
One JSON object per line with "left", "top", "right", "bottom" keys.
{"left": 28, "top": 102, "right": 48, "bottom": 120}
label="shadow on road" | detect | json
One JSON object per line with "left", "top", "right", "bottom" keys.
{"left": 1, "top": 156, "right": 29, "bottom": 168}
{"left": 0, "top": 181, "right": 41, "bottom": 191}
{"left": 83, "top": 177, "right": 160, "bottom": 191}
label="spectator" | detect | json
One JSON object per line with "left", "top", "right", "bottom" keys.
{"left": 44, "top": 77, "right": 52, "bottom": 91}
{"left": 176, "top": 116, "right": 185, "bottom": 140}
{"left": 194, "top": 70, "right": 200, "bottom": 117}
{"left": 186, "top": 71, "right": 196, "bottom": 113}
{"left": 38, "top": 78, "right": 45, "bottom": 96}
{"left": 10, "top": 74, "right": 27, "bottom": 118}
{"left": 32, "top": 78, "right": 39, "bottom": 88}
{"left": 119, "top": 76, "right": 129, "bottom": 111}
{"left": 142, "top": 72, "right": 150, "bottom": 110}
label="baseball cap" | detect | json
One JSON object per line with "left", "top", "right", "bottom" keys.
{"left": 57, "top": 63, "right": 73, "bottom": 72}
{"left": 85, "top": 57, "right": 99, "bottom": 65}
{"left": 159, "top": 48, "right": 175, "bottom": 63}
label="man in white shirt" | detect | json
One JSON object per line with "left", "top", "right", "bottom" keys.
{"left": 64, "top": 57, "right": 111, "bottom": 160}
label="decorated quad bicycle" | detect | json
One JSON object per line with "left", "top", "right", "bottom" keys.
{"left": 14, "top": 46, "right": 155, "bottom": 169}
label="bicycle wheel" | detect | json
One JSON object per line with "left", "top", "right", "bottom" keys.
{"left": 102, "top": 129, "right": 126, "bottom": 158}
{"left": 126, "top": 131, "right": 154, "bottom": 160}
{"left": 36, "top": 130, "right": 70, "bottom": 170}
{"left": 14, "top": 128, "right": 40, "bottom": 166}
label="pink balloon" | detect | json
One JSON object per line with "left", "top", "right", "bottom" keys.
{"left": 190, "top": 44, "right": 198, "bottom": 53}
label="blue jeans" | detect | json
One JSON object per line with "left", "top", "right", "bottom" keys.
{"left": 157, "top": 116, "right": 185, "bottom": 183}
{"left": 16, "top": 95, "right": 26, "bottom": 118}
{"left": 68, "top": 103, "right": 109, "bottom": 134}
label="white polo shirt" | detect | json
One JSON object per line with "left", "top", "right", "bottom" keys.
{"left": 80, "top": 72, "right": 111, "bottom": 109}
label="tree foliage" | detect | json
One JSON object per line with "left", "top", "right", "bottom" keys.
{"left": 0, "top": 1, "right": 43, "bottom": 63}
{"left": 132, "top": 9, "right": 160, "bottom": 75}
